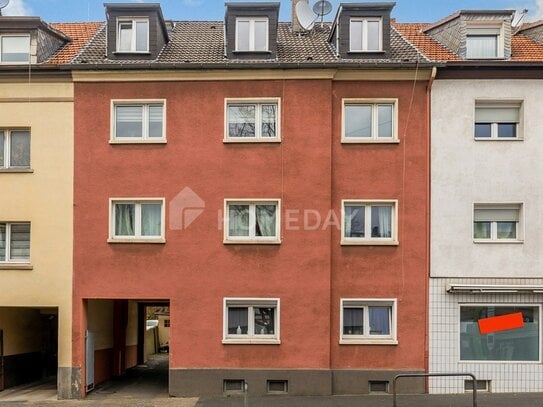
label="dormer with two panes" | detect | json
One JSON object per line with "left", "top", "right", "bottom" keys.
{"left": 105, "top": 3, "right": 169, "bottom": 60}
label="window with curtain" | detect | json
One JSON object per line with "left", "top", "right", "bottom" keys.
{"left": 235, "top": 18, "right": 268, "bottom": 51}
{"left": 0, "top": 222, "right": 31, "bottom": 263}
{"left": 224, "top": 299, "right": 279, "bottom": 343}
{"left": 343, "top": 201, "right": 396, "bottom": 244}
{"left": 460, "top": 306, "right": 539, "bottom": 361}
{"left": 226, "top": 100, "right": 279, "bottom": 140}
{"left": 473, "top": 204, "right": 521, "bottom": 241}
{"left": 474, "top": 103, "right": 521, "bottom": 139}
{"left": 112, "top": 200, "right": 163, "bottom": 240}
{"left": 0, "top": 35, "right": 30, "bottom": 63}
{"left": 226, "top": 201, "right": 279, "bottom": 242}
{"left": 341, "top": 299, "right": 396, "bottom": 343}
{"left": 0, "top": 129, "right": 31, "bottom": 169}
{"left": 113, "top": 102, "right": 164, "bottom": 141}
{"left": 349, "top": 18, "right": 382, "bottom": 52}
{"left": 117, "top": 19, "right": 149, "bottom": 52}
{"left": 466, "top": 27, "right": 501, "bottom": 59}
{"left": 343, "top": 102, "right": 395, "bottom": 141}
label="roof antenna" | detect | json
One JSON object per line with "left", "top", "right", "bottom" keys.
{"left": 0, "top": 0, "right": 10, "bottom": 16}
{"left": 313, "top": 0, "right": 332, "bottom": 28}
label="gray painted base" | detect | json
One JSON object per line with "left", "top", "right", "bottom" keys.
{"left": 58, "top": 367, "right": 82, "bottom": 400}
{"left": 170, "top": 368, "right": 425, "bottom": 397}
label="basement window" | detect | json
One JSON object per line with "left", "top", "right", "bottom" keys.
{"left": 267, "top": 380, "right": 288, "bottom": 393}
{"left": 369, "top": 380, "right": 389, "bottom": 393}
{"left": 224, "top": 379, "right": 245, "bottom": 393}
{"left": 465, "top": 379, "right": 490, "bottom": 392}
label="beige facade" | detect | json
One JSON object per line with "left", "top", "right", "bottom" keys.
{"left": 0, "top": 78, "right": 73, "bottom": 395}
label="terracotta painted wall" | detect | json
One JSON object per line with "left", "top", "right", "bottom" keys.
{"left": 73, "top": 79, "right": 333, "bottom": 371}
{"left": 330, "top": 81, "right": 429, "bottom": 370}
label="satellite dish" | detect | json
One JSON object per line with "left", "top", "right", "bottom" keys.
{"left": 296, "top": 1, "right": 317, "bottom": 31}
{"left": 313, "top": 0, "right": 332, "bottom": 17}
{"left": 0, "top": 0, "right": 9, "bottom": 16}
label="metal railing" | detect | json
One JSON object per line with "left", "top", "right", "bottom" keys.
{"left": 392, "top": 373, "right": 478, "bottom": 407}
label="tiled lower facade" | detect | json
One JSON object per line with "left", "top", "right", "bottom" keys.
{"left": 429, "top": 278, "right": 543, "bottom": 394}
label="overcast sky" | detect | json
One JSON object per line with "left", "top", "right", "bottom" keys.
{"left": 2, "top": 0, "right": 542, "bottom": 23}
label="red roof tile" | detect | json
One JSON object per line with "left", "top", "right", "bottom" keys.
{"left": 393, "top": 22, "right": 460, "bottom": 62}
{"left": 511, "top": 34, "right": 543, "bottom": 61}
{"left": 47, "top": 22, "right": 102, "bottom": 64}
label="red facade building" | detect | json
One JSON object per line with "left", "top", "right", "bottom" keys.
{"left": 71, "top": 2, "right": 431, "bottom": 397}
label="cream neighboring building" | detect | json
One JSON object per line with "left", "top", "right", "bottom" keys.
{"left": 0, "top": 18, "right": 100, "bottom": 399}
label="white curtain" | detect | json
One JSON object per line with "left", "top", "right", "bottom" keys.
{"left": 467, "top": 36, "right": 497, "bottom": 58}
{"left": 369, "top": 307, "right": 390, "bottom": 335}
{"left": 141, "top": 204, "right": 162, "bottom": 236}
{"left": 377, "top": 206, "right": 392, "bottom": 238}
{"left": 343, "top": 308, "right": 364, "bottom": 335}
{"left": 115, "top": 204, "right": 135, "bottom": 236}
{"left": 229, "top": 205, "right": 249, "bottom": 236}
{"left": 228, "top": 308, "right": 248, "bottom": 334}
{"left": 255, "top": 205, "right": 276, "bottom": 237}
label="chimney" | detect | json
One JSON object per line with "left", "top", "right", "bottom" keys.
{"left": 292, "top": 0, "right": 308, "bottom": 33}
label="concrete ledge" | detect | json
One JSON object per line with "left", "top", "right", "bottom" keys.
{"left": 170, "top": 368, "right": 332, "bottom": 397}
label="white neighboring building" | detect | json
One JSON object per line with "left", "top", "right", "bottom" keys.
{"left": 425, "top": 10, "right": 543, "bottom": 394}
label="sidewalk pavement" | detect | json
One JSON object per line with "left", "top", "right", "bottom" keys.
{"left": 1, "top": 393, "right": 543, "bottom": 407}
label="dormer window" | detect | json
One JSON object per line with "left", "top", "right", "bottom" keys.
{"left": 466, "top": 27, "right": 502, "bottom": 59}
{"left": 236, "top": 17, "right": 268, "bottom": 52}
{"left": 117, "top": 18, "right": 149, "bottom": 53}
{"left": 0, "top": 35, "right": 30, "bottom": 63}
{"left": 349, "top": 18, "right": 382, "bottom": 52}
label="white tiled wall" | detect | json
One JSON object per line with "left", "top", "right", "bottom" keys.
{"left": 429, "top": 278, "right": 543, "bottom": 393}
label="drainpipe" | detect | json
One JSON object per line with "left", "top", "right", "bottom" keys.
{"left": 424, "top": 66, "right": 437, "bottom": 390}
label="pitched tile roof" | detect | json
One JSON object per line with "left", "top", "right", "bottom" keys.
{"left": 393, "top": 22, "right": 460, "bottom": 62}
{"left": 47, "top": 22, "right": 103, "bottom": 64}
{"left": 73, "top": 21, "right": 427, "bottom": 66}
{"left": 394, "top": 22, "right": 543, "bottom": 62}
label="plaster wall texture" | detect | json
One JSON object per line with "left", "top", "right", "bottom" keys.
{"left": 0, "top": 82, "right": 73, "bottom": 367}
{"left": 431, "top": 79, "right": 543, "bottom": 279}
{"left": 0, "top": 307, "right": 43, "bottom": 355}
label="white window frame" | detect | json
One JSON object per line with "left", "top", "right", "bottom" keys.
{"left": 108, "top": 198, "right": 166, "bottom": 243}
{"left": 349, "top": 17, "right": 383, "bottom": 52}
{"left": 458, "top": 303, "right": 542, "bottom": 364}
{"left": 0, "top": 34, "right": 30, "bottom": 64}
{"left": 116, "top": 17, "right": 150, "bottom": 53}
{"left": 223, "top": 298, "right": 280, "bottom": 344}
{"left": 340, "top": 298, "right": 397, "bottom": 345}
{"left": 466, "top": 23, "right": 504, "bottom": 59}
{"left": 224, "top": 98, "right": 281, "bottom": 142}
{"left": 110, "top": 100, "right": 166, "bottom": 144}
{"left": 341, "top": 199, "right": 398, "bottom": 245}
{"left": 341, "top": 99, "right": 398, "bottom": 143}
{"left": 474, "top": 101, "right": 523, "bottom": 141}
{"left": 235, "top": 17, "right": 269, "bottom": 52}
{"left": 0, "top": 222, "right": 31, "bottom": 264}
{"left": 0, "top": 129, "right": 31, "bottom": 169}
{"left": 224, "top": 199, "right": 281, "bottom": 244}
{"left": 473, "top": 202, "right": 523, "bottom": 244}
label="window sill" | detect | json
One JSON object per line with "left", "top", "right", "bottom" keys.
{"left": 459, "top": 359, "right": 540, "bottom": 364}
{"left": 0, "top": 263, "right": 33, "bottom": 270}
{"left": 223, "top": 338, "right": 281, "bottom": 345}
{"left": 0, "top": 168, "right": 34, "bottom": 173}
{"left": 109, "top": 139, "right": 167, "bottom": 144}
{"left": 108, "top": 238, "right": 166, "bottom": 244}
{"left": 342, "top": 139, "right": 399, "bottom": 144}
{"left": 340, "top": 338, "right": 398, "bottom": 345}
{"left": 473, "top": 239, "right": 523, "bottom": 244}
{"left": 348, "top": 50, "right": 385, "bottom": 54}
{"left": 474, "top": 138, "right": 523, "bottom": 142}
{"left": 341, "top": 239, "right": 398, "bottom": 246}
{"left": 223, "top": 138, "right": 281, "bottom": 143}
{"left": 113, "top": 51, "right": 151, "bottom": 55}
{"left": 232, "top": 50, "right": 272, "bottom": 55}
{"left": 224, "top": 239, "right": 282, "bottom": 245}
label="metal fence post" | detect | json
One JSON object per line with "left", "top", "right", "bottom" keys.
{"left": 392, "top": 373, "right": 477, "bottom": 407}
{"left": 244, "top": 382, "right": 248, "bottom": 407}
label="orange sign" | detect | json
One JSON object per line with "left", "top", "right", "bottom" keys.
{"left": 478, "top": 312, "right": 524, "bottom": 335}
